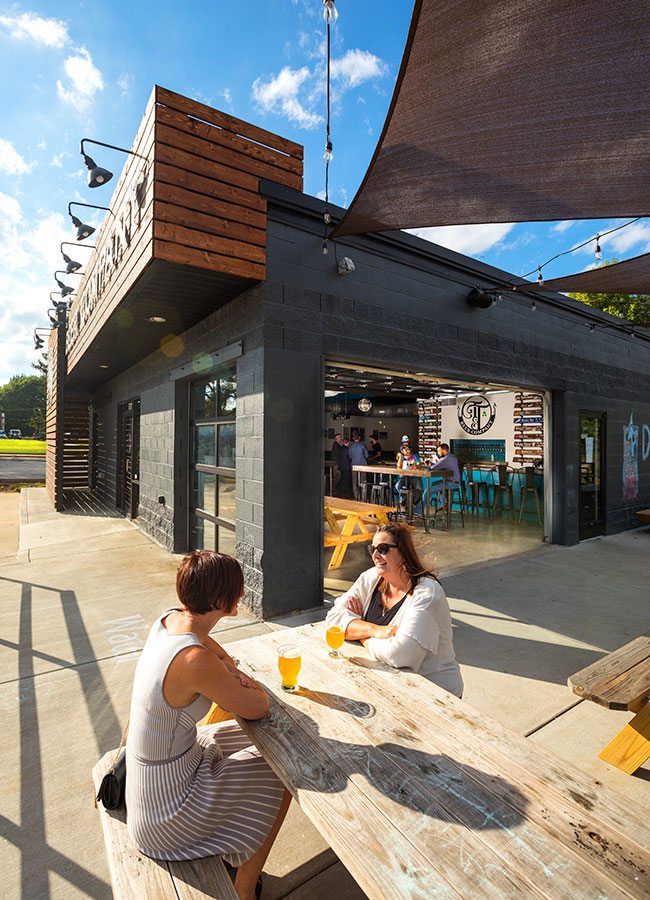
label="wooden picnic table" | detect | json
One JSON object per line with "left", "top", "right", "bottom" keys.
{"left": 323, "top": 495, "right": 394, "bottom": 570}
{"left": 230, "top": 623, "right": 650, "bottom": 900}
{"left": 568, "top": 631, "right": 650, "bottom": 774}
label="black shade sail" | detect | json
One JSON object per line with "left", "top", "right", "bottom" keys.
{"left": 332, "top": 0, "right": 650, "bottom": 238}
{"left": 524, "top": 253, "right": 650, "bottom": 294}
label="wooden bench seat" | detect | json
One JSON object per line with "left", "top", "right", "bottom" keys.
{"left": 568, "top": 631, "right": 650, "bottom": 774}
{"left": 92, "top": 751, "right": 238, "bottom": 899}
{"left": 634, "top": 508, "right": 650, "bottom": 525}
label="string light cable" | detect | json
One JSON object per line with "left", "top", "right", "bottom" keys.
{"left": 321, "top": 0, "right": 336, "bottom": 255}
{"left": 512, "top": 216, "right": 644, "bottom": 287}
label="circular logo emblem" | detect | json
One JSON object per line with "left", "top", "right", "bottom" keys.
{"left": 458, "top": 395, "right": 495, "bottom": 435}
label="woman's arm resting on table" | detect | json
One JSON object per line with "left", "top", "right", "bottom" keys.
{"left": 174, "top": 646, "right": 270, "bottom": 720}
{"left": 364, "top": 632, "right": 429, "bottom": 671}
{"left": 345, "top": 620, "right": 397, "bottom": 641}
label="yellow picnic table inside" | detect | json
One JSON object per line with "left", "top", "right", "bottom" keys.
{"left": 323, "top": 495, "right": 394, "bottom": 570}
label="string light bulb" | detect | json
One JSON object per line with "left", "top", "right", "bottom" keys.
{"left": 324, "top": 140, "right": 333, "bottom": 161}
{"left": 531, "top": 300, "right": 537, "bottom": 312}
{"left": 595, "top": 235, "right": 602, "bottom": 260}
{"left": 322, "top": 238, "right": 329, "bottom": 255}
{"left": 536, "top": 268, "right": 544, "bottom": 286}
{"left": 322, "top": 0, "right": 338, "bottom": 23}
{"left": 589, "top": 323, "right": 595, "bottom": 333}
{"left": 323, "top": 211, "right": 331, "bottom": 225}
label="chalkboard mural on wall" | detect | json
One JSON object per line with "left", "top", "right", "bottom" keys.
{"left": 622, "top": 413, "right": 639, "bottom": 501}
{"left": 457, "top": 396, "right": 495, "bottom": 435}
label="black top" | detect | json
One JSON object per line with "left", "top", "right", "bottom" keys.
{"left": 331, "top": 440, "right": 342, "bottom": 465}
{"left": 364, "top": 585, "right": 407, "bottom": 625}
{"left": 369, "top": 441, "right": 382, "bottom": 461}
{"left": 338, "top": 445, "right": 351, "bottom": 470}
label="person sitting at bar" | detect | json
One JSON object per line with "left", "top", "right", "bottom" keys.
{"left": 395, "top": 443, "right": 422, "bottom": 511}
{"left": 125, "top": 551, "right": 291, "bottom": 900}
{"left": 429, "top": 442, "right": 461, "bottom": 508}
{"left": 325, "top": 524, "right": 463, "bottom": 696}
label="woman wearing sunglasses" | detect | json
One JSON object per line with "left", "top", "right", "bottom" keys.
{"left": 325, "top": 523, "right": 463, "bottom": 697}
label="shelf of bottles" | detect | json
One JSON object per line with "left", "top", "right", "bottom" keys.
{"left": 417, "top": 398, "right": 442, "bottom": 458}
{"left": 513, "top": 392, "right": 544, "bottom": 464}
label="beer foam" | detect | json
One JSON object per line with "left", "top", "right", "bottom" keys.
{"left": 278, "top": 645, "right": 300, "bottom": 658}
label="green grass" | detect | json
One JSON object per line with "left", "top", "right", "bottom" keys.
{"left": 0, "top": 439, "right": 46, "bottom": 455}
{"left": 0, "top": 482, "right": 45, "bottom": 492}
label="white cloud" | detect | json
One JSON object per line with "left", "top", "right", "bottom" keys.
{"left": 605, "top": 222, "right": 650, "bottom": 256}
{"left": 0, "top": 198, "right": 74, "bottom": 384}
{"left": 0, "top": 138, "right": 32, "bottom": 175}
{"left": 408, "top": 223, "right": 515, "bottom": 255}
{"left": 330, "top": 49, "right": 387, "bottom": 89}
{"left": 51, "top": 151, "right": 70, "bottom": 167}
{"left": 551, "top": 220, "right": 575, "bottom": 234}
{"left": 117, "top": 72, "right": 133, "bottom": 96}
{"left": 252, "top": 66, "right": 322, "bottom": 129}
{"left": 57, "top": 47, "right": 104, "bottom": 112}
{"left": 0, "top": 11, "right": 69, "bottom": 48}
{"left": 222, "top": 87, "right": 233, "bottom": 107}
{"left": 37, "top": 138, "right": 47, "bottom": 151}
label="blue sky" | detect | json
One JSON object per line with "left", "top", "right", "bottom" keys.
{"left": 1, "top": 0, "right": 648, "bottom": 386}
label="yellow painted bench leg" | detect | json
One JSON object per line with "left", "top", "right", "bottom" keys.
{"left": 201, "top": 702, "right": 235, "bottom": 725}
{"left": 598, "top": 700, "right": 650, "bottom": 774}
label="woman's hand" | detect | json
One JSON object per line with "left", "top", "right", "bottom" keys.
{"left": 372, "top": 623, "right": 398, "bottom": 639}
{"left": 345, "top": 595, "right": 363, "bottom": 616}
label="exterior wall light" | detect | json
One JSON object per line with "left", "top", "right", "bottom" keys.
{"left": 337, "top": 256, "right": 355, "bottom": 276}
{"left": 466, "top": 288, "right": 496, "bottom": 309}
{"left": 60, "top": 241, "right": 94, "bottom": 274}
{"left": 80, "top": 138, "right": 148, "bottom": 189}
{"left": 68, "top": 201, "right": 114, "bottom": 241}
{"left": 53, "top": 272, "right": 75, "bottom": 297}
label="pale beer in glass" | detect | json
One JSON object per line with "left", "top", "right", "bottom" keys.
{"left": 326, "top": 626, "right": 345, "bottom": 658}
{"left": 278, "top": 645, "right": 301, "bottom": 691}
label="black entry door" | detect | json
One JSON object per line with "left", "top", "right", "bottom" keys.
{"left": 117, "top": 398, "right": 140, "bottom": 518}
{"left": 578, "top": 413, "right": 605, "bottom": 539}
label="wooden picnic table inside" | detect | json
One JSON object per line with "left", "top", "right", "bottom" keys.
{"left": 323, "top": 495, "right": 395, "bottom": 570}
{"left": 229, "top": 623, "right": 650, "bottom": 900}
{"left": 568, "top": 631, "right": 650, "bottom": 775}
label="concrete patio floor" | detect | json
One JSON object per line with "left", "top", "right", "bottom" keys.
{"left": 0, "top": 488, "right": 648, "bottom": 899}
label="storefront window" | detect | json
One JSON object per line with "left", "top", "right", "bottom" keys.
{"left": 189, "top": 368, "right": 237, "bottom": 554}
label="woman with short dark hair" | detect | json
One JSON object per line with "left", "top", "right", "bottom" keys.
{"left": 126, "top": 551, "right": 290, "bottom": 900}
{"left": 326, "top": 524, "right": 463, "bottom": 697}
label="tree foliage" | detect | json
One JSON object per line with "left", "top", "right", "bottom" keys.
{"left": 568, "top": 259, "right": 650, "bottom": 325}
{"left": 32, "top": 352, "right": 48, "bottom": 376}
{"left": 0, "top": 374, "right": 46, "bottom": 436}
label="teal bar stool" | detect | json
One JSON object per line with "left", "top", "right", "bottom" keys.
{"left": 491, "top": 463, "right": 515, "bottom": 519}
{"left": 518, "top": 466, "right": 543, "bottom": 523}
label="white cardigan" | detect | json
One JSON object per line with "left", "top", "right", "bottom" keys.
{"left": 326, "top": 569, "right": 463, "bottom": 697}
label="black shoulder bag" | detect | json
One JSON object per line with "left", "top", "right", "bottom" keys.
{"left": 96, "top": 721, "right": 129, "bottom": 810}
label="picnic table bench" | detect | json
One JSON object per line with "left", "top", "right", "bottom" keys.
{"left": 228, "top": 622, "right": 650, "bottom": 899}
{"left": 568, "top": 631, "right": 650, "bottom": 774}
{"left": 92, "top": 753, "right": 238, "bottom": 899}
{"left": 323, "top": 495, "right": 394, "bottom": 570}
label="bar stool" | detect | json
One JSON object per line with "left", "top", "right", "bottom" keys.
{"left": 518, "top": 466, "right": 543, "bottom": 523}
{"left": 358, "top": 481, "right": 370, "bottom": 502}
{"left": 491, "top": 464, "right": 515, "bottom": 519}
{"left": 432, "top": 482, "right": 465, "bottom": 530}
{"left": 370, "top": 482, "right": 390, "bottom": 505}
{"left": 465, "top": 464, "right": 491, "bottom": 514}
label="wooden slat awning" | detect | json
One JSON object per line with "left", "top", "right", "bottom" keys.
{"left": 332, "top": 0, "right": 650, "bottom": 238}
{"left": 524, "top": 253, "right": 650, "bottom": 294}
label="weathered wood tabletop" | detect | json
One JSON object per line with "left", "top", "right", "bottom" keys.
{"left": 229, "top": 622, "right": 650, "bottom": 900}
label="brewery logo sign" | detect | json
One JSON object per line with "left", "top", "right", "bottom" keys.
{"left": 458, "top": 395, "right": 496, "bottom": 435}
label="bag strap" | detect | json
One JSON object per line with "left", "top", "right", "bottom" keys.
{"left": 110, "top": 719, "right": 130, "bottom": 772}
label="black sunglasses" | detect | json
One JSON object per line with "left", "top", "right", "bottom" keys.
{"left": 368, "top": 543, "right": 398, "bottom": 557}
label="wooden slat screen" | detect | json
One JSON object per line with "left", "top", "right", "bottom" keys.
{"left": 61, "top": 395, "right": 91, "bottom": 491}
{"left": 152, "top": 86, "right": 303, "bottom": 280}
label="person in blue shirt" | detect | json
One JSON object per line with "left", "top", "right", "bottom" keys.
{"left": 429, "top": 443, "right": 462, "bottom": 509}
{"left": 348, "top": 434, "right": 369, "bottom": 499}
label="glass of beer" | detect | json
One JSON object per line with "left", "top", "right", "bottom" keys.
{"left": 278, "top": 645, "right": 301, "bottom": 691}
{"left": 326, "top": 625, "right": 345, "bottom": 658}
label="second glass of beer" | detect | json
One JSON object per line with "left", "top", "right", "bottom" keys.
{"left": 278, "top": 645, "right": 301, "bottom": 691}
